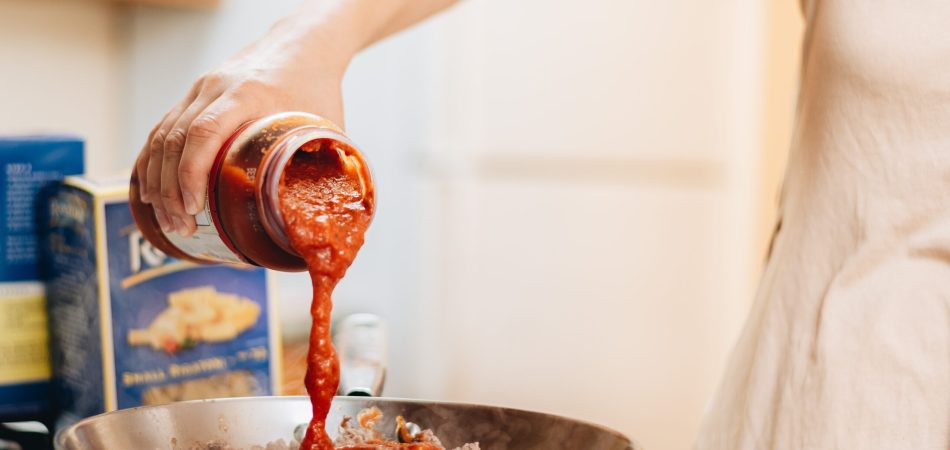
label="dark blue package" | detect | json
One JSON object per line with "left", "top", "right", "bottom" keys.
{"left": 45, "top": 176, "right": 280, "bottom": 430}
{"left": 0, "top": 135, "right": 83, "bottom": 422}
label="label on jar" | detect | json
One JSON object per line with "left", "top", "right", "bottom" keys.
{"left": 164, "top": 197, "right": 244, "bottom": 264}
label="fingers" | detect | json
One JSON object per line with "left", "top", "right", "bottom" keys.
{"left": 161, "top": 95, "right": 217, "bottom": 236}
{"left": 145, "top": 108, "right": 185, "bottom": 232}
{"left": 178, "top": 95, "right": 250, "bottom": 224}
{"left": 139, "top": 73, "right": 277, "bottom": 239}
{"left": 142, "top": 80, "right": 209, "bottom": 236}
{"left": 135, "top": 124, "right": 158, "bottom": 204}
{"left": 144, "top": 84, "right": 199, "bottom": 206}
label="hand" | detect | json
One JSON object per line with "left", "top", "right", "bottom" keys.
{"left": 135, "top": 23, "right": 350, "bottom": 237}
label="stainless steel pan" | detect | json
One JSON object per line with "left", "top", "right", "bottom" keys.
{"left": 54, "top": 396, "right": 638, "bottom": 449}
{"left": 55, "top": 315, "right": 639, "bottom": 449}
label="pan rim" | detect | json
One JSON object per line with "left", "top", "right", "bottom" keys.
{"left": 55, "top": 395, "right": 636, "bottom": 448}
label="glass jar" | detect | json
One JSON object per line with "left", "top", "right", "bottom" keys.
{"left": 129, "top": 112, "right": 374, "bottom": 272}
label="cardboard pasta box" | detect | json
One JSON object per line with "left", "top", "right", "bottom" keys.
{"left": 43, "top": 175, "right": 281, "bottom": 429}
{"left": 0, "top": 135, "right": 83, "bottom": 421}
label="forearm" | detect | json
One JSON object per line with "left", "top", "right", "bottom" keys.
{"left": 272, "top": 0, "right": 457, "bottom": 68}
{"left": 137, "top": 0, "right": 455, "bottom": 233}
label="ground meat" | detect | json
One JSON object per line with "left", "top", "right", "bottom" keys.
{"left": 333, "top": 408, "right": 479, "bottom": 450}
{"left": 188, "top": 439, "right": 299, "bottom": 450}
{"left": 189, "top": 408, "right": 479, "bottom": 450}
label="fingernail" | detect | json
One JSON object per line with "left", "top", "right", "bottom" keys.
{"left": 183, "top": 193, "right": 200, "bottom": 216}
{"left": 155, "top": 210, "right": 172, "bottom": 232}
{"left": 181, "top": 217, "right": 196, "bottom": 237}
{"left": 171, "top": 216, "right": 186, "bottom": 236}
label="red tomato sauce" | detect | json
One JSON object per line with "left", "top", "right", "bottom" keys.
{"left": 279, "top": 141, "right": 373, "bottom": 450}
{"left": 280, "top": 141, "right": 442, "bottom": 450}
{"left": 338, "top": 444, "right": 445, "bottom": 449}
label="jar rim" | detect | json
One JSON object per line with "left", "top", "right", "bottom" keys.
{"left": 258, "top": 127, "right": 368, "bottom": 256}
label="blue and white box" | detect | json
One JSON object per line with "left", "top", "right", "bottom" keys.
{"left": 0, "top": 136, "right": 83, "bottom": 421}
{"left": 44, "top": 176, "right": 281, "bottom": 428}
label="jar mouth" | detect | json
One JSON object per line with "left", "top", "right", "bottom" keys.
{"left": 258, "top": 127, "right": 372, "bottom": 257}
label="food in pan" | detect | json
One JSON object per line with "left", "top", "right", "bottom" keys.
{"left": 128, "top": 286, "right": 260, "bottom": 353}
{"left": 190, "top": 439, "right": 297, "bottom": 450}
{"left": 335, "top": 407, "right": 479, "bottom": 450}
{"left": 191, "top": 407, "right": 479, "bottom": 450}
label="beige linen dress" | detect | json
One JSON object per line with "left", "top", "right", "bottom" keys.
{"left": 696, "top": 0, "right": 950, "bottom": 448}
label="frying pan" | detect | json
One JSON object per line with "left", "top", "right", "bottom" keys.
{"left": 54, "top": 396, "right": 638, "bottom": 449}
{"left": 55, "top": 315, "right": 640, "bottom": 449}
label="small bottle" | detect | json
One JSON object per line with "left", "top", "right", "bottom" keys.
{"left": 129, "top": 112, "right": 374, "bottom": 272}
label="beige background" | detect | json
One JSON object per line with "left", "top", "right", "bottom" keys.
{"left": 0, "top": 0, "right": 122, "bottom": 176}
{"left": 0, "top": 0, "right": 804, "bottom": 448}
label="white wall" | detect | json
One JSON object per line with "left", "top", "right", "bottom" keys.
{"left": 0, "top": 0, "right": 122, "bottom": 176}
{"left": 416, "top": 1, "right": 766, "bottom": 449}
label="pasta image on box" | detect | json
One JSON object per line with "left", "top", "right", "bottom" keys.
{"left": 127, "top": 286, "right": 261, "bottom": 353}
{"left": 43, "top": 175, "right": 281, "bottom": 429}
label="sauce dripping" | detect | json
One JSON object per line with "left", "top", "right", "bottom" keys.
{"left": 279, "top": 141, "right": 442, "bottom": 450}
{"left": 279, "top": 141, "right": 372, "bottom": 450}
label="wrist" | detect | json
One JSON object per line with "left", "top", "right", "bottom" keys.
{"left": 270, "top": 0, "right": 374, "bottom": 74}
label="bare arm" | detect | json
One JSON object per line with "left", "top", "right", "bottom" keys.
{"left": 136, "top": 0, "right": 456, "bottom": 236}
